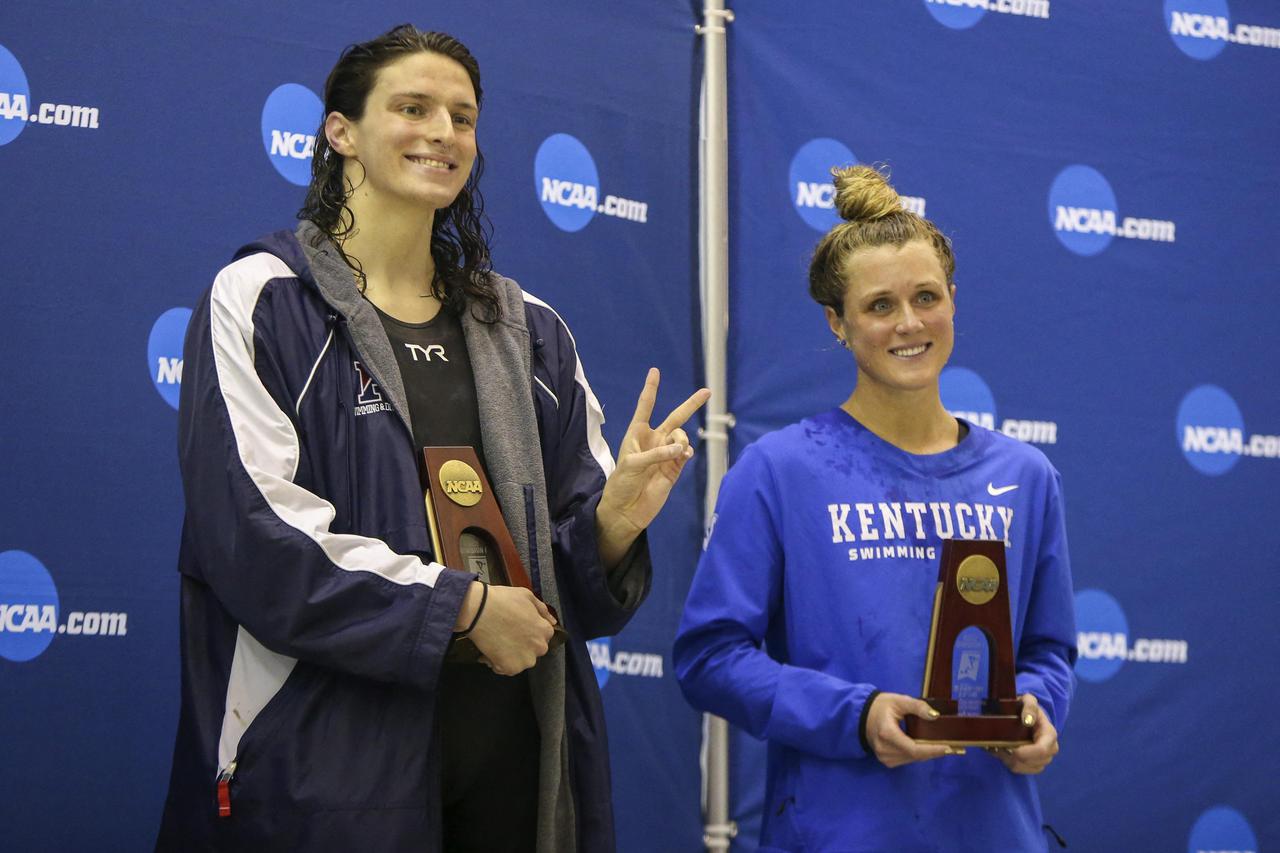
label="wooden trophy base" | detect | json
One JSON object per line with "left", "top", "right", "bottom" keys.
{"left": 421, "top": 447, "right": 567, "bottom": 664}
{"left": 904, "top": 709, "right": 1032, "bottom": 748}
{"left": 907, "top": 540, "right": 1033, "bottom": 748}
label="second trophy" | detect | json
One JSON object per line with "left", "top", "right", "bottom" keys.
{"left": 903, "top": 538, "right": 1033, "bottom": 747}
{"left": 420, "top": 445, "right": 568, "bottom": 662}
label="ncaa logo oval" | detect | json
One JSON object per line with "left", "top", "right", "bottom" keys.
{"left": 149, "top": 307, "right": 192, "bottom": 410}
{"left": 1165, "top": 0, "right": 1231, "bottom": 60}
{"left": 535, "top": 133, "right": 599, "bottom": 233}
{"left": 1177, "top": 384, "right": 1244, "bottom": 476}
{"left": 1048, "top": 165, "right": 1119, "bottom": 257}
{"left": 588, "top": 637, "right": 611, "bottom": 688}
{"left": 789, "top": 138, "right": 857, "bottom": 232}
{"left": 923, "top": 0, "right": 987, "bottom": 30}
{"left": 1073, "top": 588, "right": 1129, "bottom": 683}
{"left": 0, "top": 550, "right": 60, "bottom": 663}
{"left": 939, "top": 367, "right": 997, "bottom": 431}
{"left": 0, "top": 44, "right": 31, "bottom": 146}
{"left": 261, "top": 83, "right": 323, "bottom": 187}
{"left": 1187, "top": 806, "right": 1256, "bottom": 853}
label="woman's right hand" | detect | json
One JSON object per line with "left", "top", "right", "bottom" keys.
{"left": 460, "top": 583, "right": 557, "bottom": 675}
{"left": 865, "top": 692, "right": 960, "bottom": 768}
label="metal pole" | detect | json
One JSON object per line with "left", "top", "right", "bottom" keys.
{"left": 696, "top": 2, "right": 736, "bottom": 851}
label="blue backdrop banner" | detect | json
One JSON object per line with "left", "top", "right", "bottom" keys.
{"left": 3, "top": 1, "right": 1279, "bottom": 851}
{"left": 726, "top": 1, "right": 1279, "bottom": 850}
{"left": 0, "top": 2, "right": 703, "bottom": 850}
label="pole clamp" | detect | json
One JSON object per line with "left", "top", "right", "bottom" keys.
{"left": 702, "top": 821, "right": 740, "bottom": 850}
{"left": 698, "top": 412, "right": 737, "bottom": 442}
{"left": 695, "top": 8, "right": 736, "bottom": 35}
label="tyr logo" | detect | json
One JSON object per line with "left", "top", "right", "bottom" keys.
{"left": 404, "top": 343, "right": 448, "bottom": 363}
{"left": 353, "top": 361, "right": 383, "bottom": 405}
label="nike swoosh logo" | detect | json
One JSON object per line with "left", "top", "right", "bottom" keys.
{"left": 987, "top": 483, "right": 1019, "bottom": 496}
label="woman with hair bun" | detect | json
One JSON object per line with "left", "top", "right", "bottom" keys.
{"left": 158, "top": 24, "right": 707, "bottom": 853}
{"left": 675, "top": 165, "right": 1076, "bottom": 851}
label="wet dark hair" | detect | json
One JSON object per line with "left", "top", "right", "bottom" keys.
{"left": 298, "top": 24, "right": 499, "bottom": 322}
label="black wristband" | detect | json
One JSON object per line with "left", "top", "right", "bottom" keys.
{"left": 858, "top": 689, "right": 882, "bottom": 756}
{"left": 453, "top": 582, "right": 488, "bottom": 639}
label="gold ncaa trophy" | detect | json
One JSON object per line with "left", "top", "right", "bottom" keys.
{"left": 420, "top": 446, "right": 567, "bottom": 662}
{"left": 904, "top": 539, "right": 1033, "bottom": 746}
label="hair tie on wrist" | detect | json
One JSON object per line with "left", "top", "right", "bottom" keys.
{"left": 454, "top": 581, "right": 489, "bottom": 639}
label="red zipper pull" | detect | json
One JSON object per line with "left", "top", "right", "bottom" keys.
{"left": 216, "top": 762, "right": 236, "bottom": 818}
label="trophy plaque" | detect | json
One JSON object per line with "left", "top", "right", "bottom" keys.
{"left": 903, "top": 539, "right": 1032, "bottom": 747}
{"left": 420, "top": 446, "right": 567, "bottom": 662}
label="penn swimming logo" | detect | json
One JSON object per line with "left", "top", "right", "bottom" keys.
{"left": 0, "top": 551, "right": 59, "bottom": 662}
{"left": 261, "top": 83, "right": 322, "bottom": 186}
{"left": 1049, "top": 165, "right": 1176, "bottom": 256}
{"left": 535, "top": 133, "right": 648, "bottom": 233}
{"left": 0, "top": 44, "right": 31, "bottom": 146}
{"left": 149, "top": 308, "right": 191, "bottom": 410}
{"left": 924, "top": 0, "right": 1050, "bottom": 29}
{"left": 1187, "top": 806, "right": 1257, "bottom": 853}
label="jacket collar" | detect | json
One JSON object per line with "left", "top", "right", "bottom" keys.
{"left": 288, "top": 221, "right": 414, "bottom": 436}
{"left": 250, "top": 223, "right": 561, "bottom": 613}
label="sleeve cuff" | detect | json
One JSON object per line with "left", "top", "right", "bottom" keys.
{"left": 561, "top": 490, "right": 653, "bottom": 626}
{"left": 407, "top": 567, "right": 476, "bottom": 690}
{"left": 603, "top": 528, "right": 651, "bottom": 609}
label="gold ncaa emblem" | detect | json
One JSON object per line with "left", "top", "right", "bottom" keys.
{"left": 956, "top": 555, "right": 999, "bottom": 606}
{"left": 438, "top": 460, "right": 483, "bottom": 507}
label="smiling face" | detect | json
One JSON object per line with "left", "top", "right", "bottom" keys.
{"left": 825, "top": 239, "right": 956, "bottom": 399}
{"left": 325, "top": 51, "right": 478, "bottom": 213}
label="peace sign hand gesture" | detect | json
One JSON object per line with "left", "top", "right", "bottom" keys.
{"left": 596, "top": 368, "right": 711, "bottom": 568}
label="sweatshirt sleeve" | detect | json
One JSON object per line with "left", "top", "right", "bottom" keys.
{"left": 530, "top": 296, "right": 651, "bottom": 640}
{"left": 674, "top": 444, "right": 877, "bottom": 760}
{"left": 177, "top": 256, "right": 471, "bottom": 691}
{"left": 1014, "top": 469, "right": 1078, "bottom": 730}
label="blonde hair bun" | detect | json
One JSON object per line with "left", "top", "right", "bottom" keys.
{"left": 831, "top": 164, "right": 900, "bottom": 223}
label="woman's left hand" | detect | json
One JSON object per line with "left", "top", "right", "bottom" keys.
{"left": 988, "top": 693, "right": 1060, "bottom": 774}
{"left": 596, "top": 368, "right": 711, "bottom": 567}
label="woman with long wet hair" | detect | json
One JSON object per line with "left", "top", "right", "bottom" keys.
{"left": 674, "top": 166, "right": 1075, "bottom": 852}
{"left": 158, "top": 25, "right": 706, "bottom": 852}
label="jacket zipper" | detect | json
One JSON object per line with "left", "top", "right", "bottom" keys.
{"left": 334, "top": 318, "right": 358, "bottom": 519}
{"left": 523, "top": 485, "right": 543, "bottom": 596}
{"left": 215, "top": 761, "right": 237, "bottom": 818}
